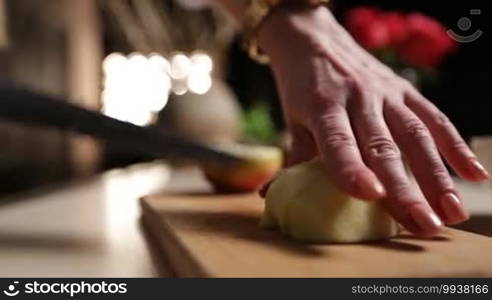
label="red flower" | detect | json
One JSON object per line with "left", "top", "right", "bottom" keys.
{"left": 345, "top": 7, "right": 457, "bottom": 68}
{"left": 381, "top": 12, "right": 408, "bottom": 45}
{"left": 345, "top": 7, "right": 390, "bottom": 50}
{"left": 398, "top": 13, "right": 457, "bottom": 67}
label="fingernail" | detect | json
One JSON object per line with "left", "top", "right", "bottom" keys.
{"left": 354, "top": 172, "right": 386, "bottom": 200}
{"left": 373, "top": 180, "right": 386, "bottom": 196}
{"left": 470, "top": 160, "right": 490, "bottom": 180}
{"left": 409, "top": 205, "right": 443, "bottom": 235}
{"left": 367, "top": 175, "right": 386, "bottom": 197}
{"left": 440, "top": 193, "right": 469, "bottom": 225}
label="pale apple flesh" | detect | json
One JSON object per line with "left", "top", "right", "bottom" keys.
{"left": 261, "top": 159, "right": 399, "bottom": 243}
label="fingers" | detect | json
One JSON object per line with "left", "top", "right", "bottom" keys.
{"left": 312, "top": 105, "right": 386, "bottom": 200}
{"left": 385, "top": 104, "right": 469, "bottom": 225}
{"left": 259, "top": 124, "right": 317, "bottom": 198}
{"left": 405, "top": 90, "right": 490, "bottom": 181}
{"left": 287, "top": 124, "right": 318, "bottom": 166}
{"left": 350, "top": 100, "right": 442, "bottom": 236}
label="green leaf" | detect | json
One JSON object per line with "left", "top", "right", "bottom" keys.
{"left": 242, "top": 102, "right": 277, "bottom": 144}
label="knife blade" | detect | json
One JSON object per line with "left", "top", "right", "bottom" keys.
{"left": 0, "top": 82, "right": 243, "bottom": 167}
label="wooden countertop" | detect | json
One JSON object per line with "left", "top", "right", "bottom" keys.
{"left": 0, "top": 162, "right": 179, "bottom": 277}
{"left": 0, "top": 162, "right": 490, "bottom": 277}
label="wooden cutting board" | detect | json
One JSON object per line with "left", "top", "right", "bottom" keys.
{"left": 141, "top": 193, "right": 492, "bottom": 277}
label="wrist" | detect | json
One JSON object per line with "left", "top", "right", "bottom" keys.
{"left": 257, "top": 5, "right": 339, "bottom": 61}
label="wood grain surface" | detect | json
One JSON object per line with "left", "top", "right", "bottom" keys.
{"left": 141, "top": 193, "right": 492, "bottom": 277}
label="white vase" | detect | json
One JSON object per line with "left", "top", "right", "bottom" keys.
{"left": 158, "top": 79, "right": 243, "bottom": 144}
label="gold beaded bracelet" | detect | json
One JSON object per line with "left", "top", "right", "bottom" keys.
{"left": 243, "top": 0, "right": 330, "bottom": 64}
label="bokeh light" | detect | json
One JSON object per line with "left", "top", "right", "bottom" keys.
{"left": 101, "top": 51, "right": 213, "bottom": 125}
{"left": 169, "top": 53, "right": 192, "bottom": 80}
{"left": 187, "top": 72, "right": 212, "bottom": 95}
{"left": 102, "top": 53, "right": 171, "bottom": 126}
{"left": 190, "top": 52, "right": 213, "bottom": 74}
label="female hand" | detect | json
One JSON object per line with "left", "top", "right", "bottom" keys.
{"left": 258, "top": 6, "right": 490, "bottom": 236}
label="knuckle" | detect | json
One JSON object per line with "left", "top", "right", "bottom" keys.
{"left": 314, "top": 110, "right": 341, "bottom": 129}
{"left": 347, "top": 76, "right": 377, "bottom": 97}
{"left": 308, "top": 83, "right": 330, "bottom": 102}
{"left": 433, "top": 111, "right": 452, "bottom": 129}
{"left": 392, "top": 185, "right": 414, "bottom": 202}
{"left": 417, "top": 159, "right": 456, "bottom": 194}
{"left": 449, "top": 140, "right": 471, "bottom": 155}
{"left": 354, "top": 78, "right": 378, "bottom": 95}
{"left": 430, "top": 169, "right": 456, "bottom": 195}
{"left": 430, "top": 165, "right": 451, "bottom": 182}
{"left": 402, "top": 120, "right": 430, "bottom": 141}
{"left": 322, "top": 132, "right": 354, "bottom": 151}
{"left": 347, "top": 82, "right": 384, "bottom": 112}
{"left": 383, "top": 184, "right": 417, "bottom": 208}
{"left": 348, "top": 90, "right": 380, "bottom": 114}
{"left": 345, "top": 75, "right": 361, "bottom": 89}
{"left": 392, "top": 182, "right": 411, "bottom": 200}
{"left": 306, "top": 84, "right": 347, "bottom": 111}
{"left": 358, "top": 109, "right": 379, "bottom": 120}
{"left": 305, "top": 69, "right": 352, "bottom": 105}
{"left": 350, "top": 77, "right": 366, "bottom": 92}
{"left": 315, "top": 113, "right": 356, "bottom": 152}
{"left": 364, "top": 136, "right": 401, "bottom": 162}
{"left": 400, "top": 78, "right": 416, "bottom": 92}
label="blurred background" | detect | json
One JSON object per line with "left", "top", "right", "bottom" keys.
{"left": 0, "top": 0, "right": 490, "bottom": 197}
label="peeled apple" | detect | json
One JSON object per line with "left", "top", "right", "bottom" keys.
{"left": 261, "top": 159, "right": 399, "bottom": 243}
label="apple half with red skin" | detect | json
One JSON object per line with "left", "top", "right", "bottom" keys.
{"left": 202, "top": 143, "right": 283, "bottom": 193}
